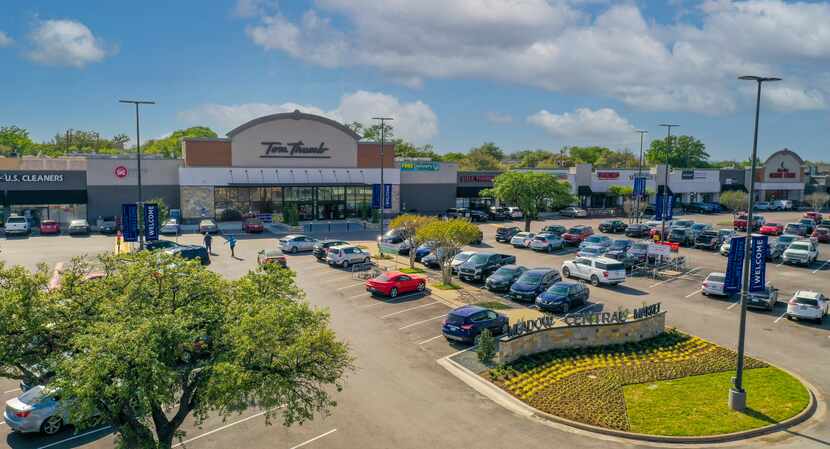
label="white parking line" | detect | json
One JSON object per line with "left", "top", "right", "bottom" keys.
{"left": 37, "top": 426, "right": 112, "bottom": 449}
{"left": 685, "top": 289, "right": 701, "bottom": 298}
{"left": 773, "top": 312, "right": 789, "bottom": 323}
{"left": 3, "top": 388, "right": 20, "bottom": 394}
{"left": 726, "top": 301, "right": 740, "bottom": 310}
{"left": 346, "top": 292, "right": 370, "bottom": 300}
{"left": 172, "top": 409, "right": 271, "bottom": 448}
{"left": 335, "top": 282, "right": 364, "bottom": 291}
{"left": 382, "top": 301, "right": 440, "bottom": 318}
{"left": 0, "top": 420, "right": 4, "bottom": 425}
{"left": 288, "top": 429, "right": 338, "bottom": 449}
{"left": 418, "top": 335, "right": 445, "bottom": 345}
{"left": 812, "top": 260, "right": 829, "bottom": 274}
{"left": 359, "top": 300, "right": 392, "bottom": 309}
{"left": 399, "top": 314, "right": 447, "bottom": 330}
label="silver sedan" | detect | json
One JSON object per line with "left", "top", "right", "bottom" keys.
{"left": 4, "top": 385, "right": 69, "bottom": 435}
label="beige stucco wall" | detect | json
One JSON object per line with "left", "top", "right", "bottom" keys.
{"left": 86, "top": 158, "right": 181, "bottom": 186}
{"left": 181, "top": 186, "right": 214, "bottom": 219}
{"left": 762, "top": 151, "right": 803, "bottom": 183}
{"left": 496, "top": 312, "right": 666, "bottom": 364}
{"left": 231, "top": 118, "right": 358, "bottom": 168}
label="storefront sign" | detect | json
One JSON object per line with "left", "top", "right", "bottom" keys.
{"left": 505, "top": 303, "right": 662, "bottom": 338}
{"left": 769, "top": 168, "right": 796, "bottom": 179}
{"left": 0, "top": 173, "right": 65, "bottom": 183}
{"left": 400, "top": 161, "right": 439, "bottom": 171}
{"left": 114, "top": 166, "right": 128, "bottom": 178}
{"left": 260, "top": 141, "right": 331, "bottom": 159}
{"left": 143, "top": 203, "right": 159, "bottom": 242}
{"left": 681, "top": 170, "right": 709, "bottom": 180}
{"left": 122, "top": 204, "right": 139, "bottom": 243}
{"left": 596, "top": 171, "right": 620, "bottom": 180}
{"left": 459, "top": 174, "right": 496, "bottom": 184}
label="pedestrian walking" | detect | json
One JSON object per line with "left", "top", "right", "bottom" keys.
{"left": 225, "top": 235, "right": 237, "bottom": 258}
{"left": 203, "top": 232, "right": 213, "bottom": 254}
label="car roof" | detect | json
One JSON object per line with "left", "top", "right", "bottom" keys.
{"left": 450, "top": 305, "right": 486, "bottom": 317}
{"left": 322, "top": 239, "right": 347, "bottom": 243}
{"left": 330, "top": 244, "right": 357, "bottom": 250}
{"left": 525, "top": 268, "right": 554, "bottom": 274}
{"left": 553, "top": 280, "right": 580, "bottom": 287}
{"left": 285, "top": 234, "right": 306, "bottom": 238}
{"left": 794, "top": 290, "right": 822, "bottom": 299}
{"left": 499, "top": 264, "right": 524, "bottom": 270}
{"left": 707, "top": 272, "right": 726, "bottom": 277}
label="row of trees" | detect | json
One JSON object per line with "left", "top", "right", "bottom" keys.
{"left": 0, "top": 253, "right": 352, "bottom": 448}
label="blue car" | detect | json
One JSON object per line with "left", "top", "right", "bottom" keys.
{"left": 414, "top": 242, "right": 435, "bottom": 262}
{"left": 508, "top": 268, "right": 560, "bottom": 302}
{"left": 605, "top": 239, "right": 633, "bottom": 260}
{"left": 579, "top": 235, "right": 612, "bottom": 250}
{"left": 442, "top": 305, "right": 509, "bottom": 343}
{"left": 535, "top": 281, "right": 589, "bottom": 313}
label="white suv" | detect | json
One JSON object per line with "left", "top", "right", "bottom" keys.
{"left": 326, "top": 245, "right": 371, "bottom": 268}
{"left": 561, "top": 256, "right": 626, "bottom": 286}
{"left": 279, "top": 235, "right": 318, "bottom": 253}
{"left": 786, "top": 290, "right": 827, "bottom": 323}
{"left": 782, "top": 240, "right": 819, "bottom": 266}
{"left": 4, "top": 215, "right": 31, "bottom": 236}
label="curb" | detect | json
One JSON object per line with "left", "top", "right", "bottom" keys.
{"left": 439, "top": 350, "right": 820, "bottom": 446}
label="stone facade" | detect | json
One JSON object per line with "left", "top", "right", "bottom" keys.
{"left": 181, "top": 186, "right": 214, "bottom": 219}
{"left": 496, "top": 312, "right": 666, "bottom": 364}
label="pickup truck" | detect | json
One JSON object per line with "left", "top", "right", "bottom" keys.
{"left": 782, "top": 240, "right": 819, "bottom": 266}
{"left": 733, "top": 213, "right": 764, "bottom": 231}
{"left": 458, "top": 253, "right": 517, "bottom": 282}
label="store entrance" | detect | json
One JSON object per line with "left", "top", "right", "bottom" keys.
{"left": 296, "top": 202, "right": 315, "bottom": 221}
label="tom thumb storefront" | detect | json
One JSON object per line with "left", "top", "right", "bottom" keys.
{"left": 0, "top": 170, "right": 87, "bottom": 225}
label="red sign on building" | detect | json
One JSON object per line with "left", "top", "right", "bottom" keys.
{"left": 596, "top": 172, "right": 620, "bottom": 180}
{"left": 769, "top": 168, "right": 796, "bottom": 179}
{"left": 114, "top": 166, "right": 128, "bottom": 178}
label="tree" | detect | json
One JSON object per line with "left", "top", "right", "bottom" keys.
{"left": 481, "top": 172, "right": 574, "bottom": 231}
{"left": 142, "top": 126, "right": 218, "bottom": 158}
{"left": 0, "top": 125, "right": 34, "bottom": 155}
{"left": 459, "top": 147, "right": 502, "bottom": 170}
{"left": 606, "top": 185, "right": 633, "bottom": 209}
{"left": 416, "top": 219, "right": 480, "bottom": 285}
{"left": 440, "top": 152, "right": 467, "bottom": 163}
{"left": 645, "top": 135, "right": 710, "bottom": 168}
{"left": 394, "top": 140, "right": 441, "bottom": 161}
{"left": 471, "top": 142, "right": 504, "bottom": 161}
{"left": 476, "top": 329, "right": 497, "bottom": 363}
{"left": 805, "top": 192, "right": 830, "bottom": 211}
{"left": 388, "top": 214, "right": 437, "bottom": 268}
{"left": 511, "top": 150, "right": 553, "bottom": 168}
{"left": 52, "top": 252, "right": 353, "bottom": 449}
{"left": 720, "top": 190, "right": 748, "bottom": 214}
{"left": 598, "top": 149, "right": 638, "bottom": 168}
{"left": 568, "top": 146, "right": 612, "bottom": 165}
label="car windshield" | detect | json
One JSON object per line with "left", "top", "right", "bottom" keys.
{"left": 632, "top": 243, "right": 648, "bottom": 250}
{"left": 165, "top": 219, "right": 177, "bottom": 225}
{"left": 581, "top": 248, "right": 602, "bottom": 254}
{"left": 610, "top": 241, "right": 628, "bottom": 248}
{"left": 799, "top": 219, "right": 814, "bottom": 225}
{"left": 670, "top": 229, "right": 685, "bottom": 236}
{"left": 246, "top": 219, "right": 262, "bottom": 225}
{"left": 18, "top": 385, "right": 48, "bottom": 405}
{"left": 675, "top": 220, "right": 693, "bottom": 227}
{"left": 788, "top": 243, "right": 810, "bottom": 251}
{"left": 7, "top": 217, "right": 26, "bottom": 223}
{"left": 691, "top": 224, "right": 707, "bottom": 230}
{"left": 794, "top": 297, "right": 818, "bottom": 306}
{"left": 70, "top": 220, "right": 87, "bottom": 226}
{"left": 453, "top": 252, "right": 474, "bottom": 262}
{"left": 567, "top": 227, "right": 583, "bottom": 233}
{"left": 546, "top": 284, "right": 571, "bottom": 295}
{"left": 777, "top": 236, "right": 797, "bottom": 245}
{"left": 585, "top": 236, "right": 605, "bottom": 243}
{"left": 596, "top": 262, "right": 624, "bottom": 270}
{"left": 446, "top": 313, "right": 467, "bottom": 324}
{"left": 707, "top": 274, "right": 726, "bottom": 283}
{"left": 467, "top": 254, "right": 489, "bottom": 264}
{"left": 518, "top": 272, "right": 543, "bottom": 284}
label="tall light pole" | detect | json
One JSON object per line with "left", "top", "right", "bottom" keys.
{"left": 658, "top": 124, "right": 678, "bottom": 241}
{"left": 119, "top": 99, "right": 155, "bottom": 250}
{"left": 730, "top": 75, "right": 781, "bottom": 412}
{"left": 373, "top": 117, "right": 393, "bottom": 239}
{"left": 635, "top": 130, "right": 648, "bottom": 224}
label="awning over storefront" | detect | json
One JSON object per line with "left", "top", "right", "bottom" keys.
{"left": 720, "top": 184, "right": 747, "bottom": 193}
{"left": 4, "top": 190, "right": 87, "bottom": 205}
{"left": 577, "top": 186, "right": 592, "bottom": 196}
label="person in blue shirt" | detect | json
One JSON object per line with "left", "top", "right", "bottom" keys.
{"left": 225, "top": 235, "right": 237, "bottom": 258}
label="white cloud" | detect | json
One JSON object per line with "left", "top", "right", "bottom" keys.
{"left": 27, "top": 19, "right": 110, "bottom": 68}
{"left": 179, "top": 91, "right": 438, "bottom": 144}
{"left": 239, "top": 0, "right": 830, "bottom": 114}
{"left": 762, "top": 85, "right": 826, "bottom": 111}
{"left": 528, "top": 108, "right": 635, "bottom": 143}
{"left": 0, "top": 31, "right": 13, "bottom": 47}
{"left": 486, "top": 112, "right": 513, "bottom": 124}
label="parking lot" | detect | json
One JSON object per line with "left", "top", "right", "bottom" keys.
{"left": 1, "top": 210, "right": 829, "bottom": 449}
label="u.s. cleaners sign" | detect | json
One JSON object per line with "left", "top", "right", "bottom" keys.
{"left": 0, "top": 173, "right": 65, "bottom": 183}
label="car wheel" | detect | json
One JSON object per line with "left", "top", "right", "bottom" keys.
{"left": 562, "top": 267, "right": 571, "bottom": 278}
{"left": 291, "top": 246, "right": 298, "bottom": 254}
{"left": 41, "top": 415, "right": 63, "bottom": 435}
{"left": 590, "top": 275, "right": 600, "bottom": 287}
{"left": 417, "top": 282, "right": 426, "bottom": 291}
{"left": 561, "top": 303, "right": 569, "bottom": 314}
{"left": 342, "top": 260, "right": 350, "bottom": 269}
{"left": 390, "top": 287, "right": 398, "bottom": 298}
{"left": 547, "top": 245, "right": 553, "bottom": 253}
{"left": 786, "top": 314, "right": 793, "bottom": 320}
{"left": 363, "top": 257, "right": 370, "bottom": 264}
{"left": 500, "top": 323, "right": 508, "bottom": 335}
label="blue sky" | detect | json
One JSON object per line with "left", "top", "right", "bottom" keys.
{"left": 1, "top": 0, "right": 829, "bottom": 162}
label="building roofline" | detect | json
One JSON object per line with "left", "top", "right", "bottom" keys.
{"left": 182, "top": 137, "right": 231, "bottom": 142}
{"left": 226, "top": 110, "right": 361, "bottom": 140}
{"left": 765, "top": 148, "right": 804, "bottom": 165}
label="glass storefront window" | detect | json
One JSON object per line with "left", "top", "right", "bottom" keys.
{"left": 212, "top": 185, "right": 374, "bottom": 221}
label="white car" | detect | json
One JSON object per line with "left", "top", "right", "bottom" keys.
{"left": 576, "top": 246, "right": 606, "bottom": 258}
{"left": 160, "top": 218, "right": 180, "bottom": 235}
{"left": 326, "top": 245, "right": 370, "bottom": 268}
{"left": 450, "top": 251, "right": 476, "bottom": 273}
{"left": 754, "top": 201, "right": 771, "bottom": 211}
{"left": 510, "top": 232, "right": 535, "bottom": 248}
{"left": 4, "top": 214, "right": 31, "bottom": 236}
{"left": 529, "top": 234, "right": 564, "bottom": 252}
{"left": 507, "top": 207, "right": 523, "bottom": 219}
{"left": 701, "top": 272, "right": 727, "bottom": 296}
{"left": 279, "top": 234, "right": 318, "bottom": 253}
{"left": 719, "top": 240, "right": 731, "bottom": 256}
{"left": 561, "top": 256, "right": 626, "bottom": 286}
{"left": 782, "top": 240, "right": 819, "bottom": 266}
{"left": 786, "top": 290, "right": 828, "bottom": 323}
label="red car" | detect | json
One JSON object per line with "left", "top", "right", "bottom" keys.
{"left": 243, "top": 218, "right": 265, "bottom": 233}
{"left": 561, "top": 225, "right": 594, "bottom": 245}
{"left": 733, "top": 212, "right": 763, "bottom": 231}
{"left": 804, "top": 211, "right": 824, "bottom": 222}
{"left": 365, "top": 271, "right": 426, "bottom": 298}
{"left": 39, "top": 220, "right": 60, "bottom": 235}
{"left": 813, "top": 227, "right": 830, "bottom": 243}
{"left": 759, "top": 222, "right": 784, "bottom": 236}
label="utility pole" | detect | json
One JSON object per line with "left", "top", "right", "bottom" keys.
{"left": 119, "top": 99, "right": 156, "bottom": 250}
{"left": 730, "top": 75, "right": 780, "bottom": 412}
{"left": 658, "top": 124, "right": 678, "bottom": 241}
{"left": 373, "top": 117, "right": 393, "bottom": 239}
{"left": 635, "top": 130, "right": 648, "bottom": 224}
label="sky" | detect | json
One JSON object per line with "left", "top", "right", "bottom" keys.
{"left": 1, "top": 0, "right": 830, "bottom": 162}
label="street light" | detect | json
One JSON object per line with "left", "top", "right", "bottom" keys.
{"left": 730, "top": 75, "right": 781, "bottom": 412}
{"left": 372, "top": 117, "right": 393, "bottom": 240}
{"left": 119, "top": 99, "right": 155, "bottom": 250}
{"left": 658, "top": 124, "right": 678, "bottom": 241}
{"left": 635, "top": 130, "right": 648, "bottom": 224}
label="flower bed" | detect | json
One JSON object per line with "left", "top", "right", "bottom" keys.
{"left": 487, "top": 330, "right": 768, "bottom": 431}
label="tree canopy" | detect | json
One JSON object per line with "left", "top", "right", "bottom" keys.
{"left": 388, "top": 214, "right": 437, "bottom": 268}
{"left": 416, "top": 218, "right": 480, "bottom": 284}
{"left": 481, "top": 172, "right": 574, "bottom": 231}
{"left": 645, "top": 135, "right": 710, "bottom": 168}
{"left": 142, "top": 126, "right": 218, "bottom": 158}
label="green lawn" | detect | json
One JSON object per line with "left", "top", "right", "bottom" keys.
{"left": 476, "top": 301, "right": 512, "bottom": 310}
{"left": 432, "top": 282, "right": 460, "bottom": 290}
{"left": 400, "top": 267, "right": 426, "bottom": 274}
{"left": 624, "top": 367, "right": 809, "bottom": 436}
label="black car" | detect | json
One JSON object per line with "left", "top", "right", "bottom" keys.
{"left": 605, "top": 240, "right": 633, "bottom": 260}
{"left": 98, "top": 216, "right": 118, "bottom": 234}
{"left": 540, "top": 224, "right": 567, "bottom": 236}
{"left": 624, "top": 224, "right": 650, "bottom": 238}
{"left": 599, "top": 220, "right": 627, "bottom": 233}
{"left": 144, "top": 240, "right": 181, "bottom": 251}
{"left": 694, "top": 230, "right": 720, "bottom": 250}
{"left": 508, "top": 268, "right": 561, "bottom": 302}
{"left": 468, "top": 210, "right": 489, "bottom": 223}
{"left": 535, "top": 281, "right": 589, "bottom": 313}
{"left": 484, "top": 264, "right": 527, "bottom": 292}
{"left": 313, "top": 239, "right": 350, "bottom": 260}
{"left": 444, "top": 208, "right": 469, "bottom": 219}
{"left": 489, "top": 207, "right": 511, "bottom": 221}
{"left": 458, "top": 253, "right": 517, "bottom": 282}
{"left": 495, "top": 226, "right": 521, "bottom": 243}
{"left": 167, "top": 245, "right": 210, "bottom": 265}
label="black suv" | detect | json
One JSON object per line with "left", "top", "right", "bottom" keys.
{"left": 468, "top": 210, "right": 489, "bottom": 222}
{"left": 489, "top": 207, "right": 510, "bottom": 221}
{"left": 540, "top": 224, "right": 567, "bottom": 236}
{"left": 458, "top": 253, "right": 517, "bottom": 282}
{"left": 599, "top": 220, "right": 627, "bottom": 233}
{"left": 495, "top": 226, "right": 521, "bottom": 243}
{"left": 693, "top": 230, "right": 720, "bottom": 250}
{"left": 313, "top": 239, "right": 350, "bottom": 260}
{"left": 624, "top": 224, "right": 649, "bottom": 238}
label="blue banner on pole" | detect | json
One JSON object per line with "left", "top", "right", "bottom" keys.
{"left": 371, "top": 184, "right": 381, "bottom": 209}
{"left": 654, "top": 193, "right": 663, "bottom": 220}
{"left": 724, "top": 236, "right": 746, "bottom": 294}
{"left": 665, "top": 194, "right": 675, "bottom": 221}
{"left": 121, "top": 204, "right": 138, "bottom": 242}
{"left": 633, "top": 177, "right": 646, "bottom": 197}
{"left": 143, "top": 203, "right": 159, "bottom": 241}
{"left": 384, "top": 183, "right": 392, "bottom": 209}
{"left": 749, "top": 235, "right": 768, "bottom": 292}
